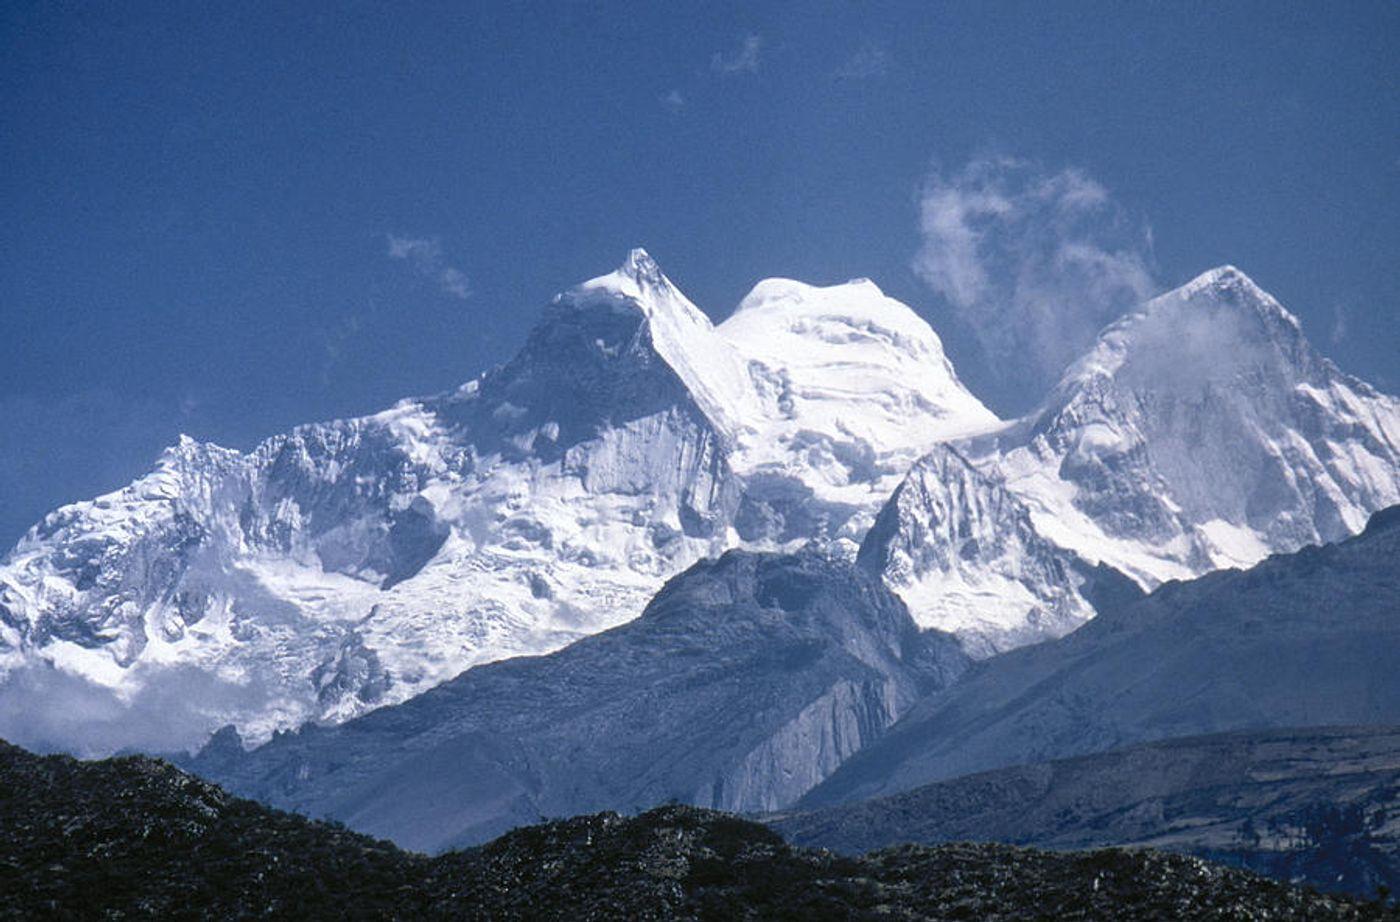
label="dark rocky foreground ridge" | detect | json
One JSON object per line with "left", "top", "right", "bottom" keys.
{"left": 3, "top": 741, "right": 1390, "bottom": 920}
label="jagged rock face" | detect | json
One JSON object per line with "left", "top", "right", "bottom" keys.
{"left": 857, "top": 445, "right": 1100, "bottom": 656}
{"left": 802, "top": 506, "right": 1400, "bottom": 810}
{"left": 0, "top": 250, "right": 999, "bottom": 756}
{"left": 189, "top": 550, "right": 968, "bottom": 853}
{"left": 971, "top": 266, "right": 1400, "bottom": 586}
{"left": 0, "top": 439, "right": 240, "bottom": 662}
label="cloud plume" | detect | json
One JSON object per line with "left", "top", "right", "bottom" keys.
{"left": 912, "top": 157, "right": 1156, "bottom": 401}
{"left": 711, "top": 34, "right": 762, "bottom": 75}
{"left": 1330, "top": 303, "right": 1349, "bottom": 345}
{"left": 386, "top": 235, "right": 471, "bottom": 300}
{"left": 836, "top": 40, "right": 890, "bottom": 79}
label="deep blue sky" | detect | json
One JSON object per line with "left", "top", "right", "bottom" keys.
{"left": 2, "top": 1, "right": 1397, "bottom": 545}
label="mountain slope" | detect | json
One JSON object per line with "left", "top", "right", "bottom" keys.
{"left": 802, "top": 505, "right": 1400, "bottom": 808}
{"left": 0, "top": 251, "right": 998, "bottom": 755}
{"left": 970, "top": 266, "right": 1400, "bottom": 587}
{"left": 0, "top": 250, "right": 745, "bottom": 753}
{"left": 2, "top": 740, "right": 1380, "bottom": 921}
{"left": 862, "top": 265, "right": 1400, "bottom": 650}
{"left": 189, "top": 550, "right": 969, "bottom": 852}
{"left": 775, "top": 726, "right": 1400, "bottom": 901}
{"left": 856, "top": 444, "right": 1133, "bottom": 655}
{"left": 718, "top": 277, "right": 998, "bottom": 551}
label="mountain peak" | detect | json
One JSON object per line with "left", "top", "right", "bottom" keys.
{"left": 1055, "top": 264, "right": 1313, "bottom": 392}
{"left": 1005, "top": 258, "right": 1400, "bottom": 588}
{"left": 622, "top": 246, "right": 662, "bottom": 283}
{"left": 535, "top": 250, "right": 754, "bottom": 442}
{"left": 1171, "top": 264, "right": 1302, "bottom": 330}
{"left": 154, "top": 434, "right": 242, "bottom": 477}
{"left": 571, "top": 247, "right": 684, "bottom": 311}
{"left": 548, "top": 248, "right": 698, "bottom": 332}
{"left": 723, "top": 278, "right": 953, "bottom": 373}
{"left": 1185, "top": 263, "right": 1247, "bottom": 287}
{"left": 729, "top": 277, "right": 891, "bottom": 320}
{"left": 719, "top": 277, "right": 998, "bottom": 456}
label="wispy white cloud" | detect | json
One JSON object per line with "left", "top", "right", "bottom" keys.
{"left": 660, "top": 89, "right": 685, "bottom": 112}
{"left": 386, "top": 235, "right": 471, "bottom": 300}
{"left": 0, "top": 659, "right": 277, "bottom": 758}
{"left": 320, "top": 311, "right": 365, "bottom": 385}
{"left": 1330, "top": 303, "right": 1349, "bottom": 345}
{"left": 912, "top": 156, "right": 1156, "bottom": 398}
{"left": 835, "top": 40, "right": 890, "bottom": 79}
{"left": 711, "top": 33, "right": 762, "bottom": 75}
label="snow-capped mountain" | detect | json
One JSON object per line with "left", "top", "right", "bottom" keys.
{"left": 856, "top": 445, "right": 1120, "bottom": 657}
{"left": 859, "top": 266, "right": 1400, "bottom": 647}
{"left": 2, "top": 252, "right": 1395, "bottom": 756}
{"left": 970, "top": 266, "right": 1400, "bottom": 586}
{"left": 0, "top": 249, "right": 997, "bottom": 754}
{"left": 721, "top": 276, "right": 998, "bottom": 548}
{"left": 188, "top": 503, "right": 1400, "bottom": 854}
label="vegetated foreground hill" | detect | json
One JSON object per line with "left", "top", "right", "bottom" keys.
{"left": 804, "top": 505, "right": 1400, "bottom": 810}
{"left": 0, "top": 741, "right": 1389, "bottom": 921}
{"left": 774, "top": 726, "right": 1400, "bottom": 902}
